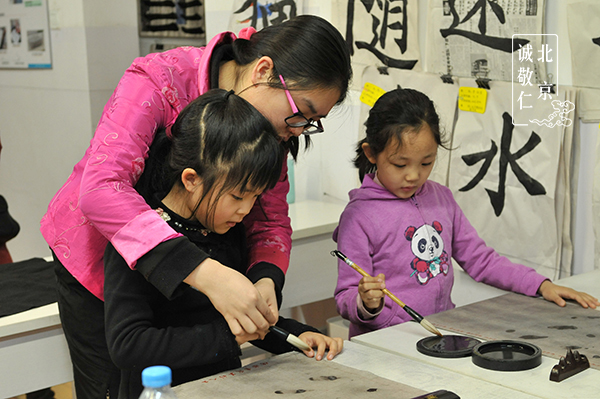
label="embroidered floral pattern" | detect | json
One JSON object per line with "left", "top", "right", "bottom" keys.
{"left": 162, "top": 85, "right": 181, "bottom": 109}
{"left": 263, "top": 236, "right": 287, "bottom": 253}
{"left": 131, "top": 157, "right": 145, "bottom": 182}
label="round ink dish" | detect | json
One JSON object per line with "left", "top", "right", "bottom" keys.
{"left": 471, "top": 340, "right": 542, "bottom": 371}
{"left": 416, "top": 335, "right": 482, "bottom": 358}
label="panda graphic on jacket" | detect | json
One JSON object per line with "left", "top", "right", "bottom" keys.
{"left": 405, "top": 221, "right": 449, "bottom": 285}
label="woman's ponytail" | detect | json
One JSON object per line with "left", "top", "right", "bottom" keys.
{"left": 134, "top": 128, "right": 173, "bottom": 201}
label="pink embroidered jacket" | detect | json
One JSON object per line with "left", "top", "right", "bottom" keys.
{"left": 40, "top": 31, "right": 292, "bottom": 300}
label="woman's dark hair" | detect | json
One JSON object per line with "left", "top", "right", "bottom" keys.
{"left": 354, "top": 88, "right": 449, "bottom": 182}
{"left": 137, "top": 89, "right": 284, "bottom": 225}
{"left": 231, "top": 14, "right": 353, "bottom": 159}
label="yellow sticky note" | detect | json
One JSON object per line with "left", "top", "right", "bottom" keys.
{"left": 360, "top": 82, "right": 386, "bottom": 107}
{"left": 458, "top": 87, "right": 488, "bottom": 114}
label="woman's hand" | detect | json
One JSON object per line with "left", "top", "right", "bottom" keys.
{"left": 254, "top": 278, "right": 280, "bottom": 321}
{"left": 538, "top": 280, "right": 599, "bottom": 309}
{"left": 184, "top": 258, "right": 277, "bottom": 337}
{"left": 358, "top": 273, "right": 386, "bottom": 311}
{"left": 297, "top": 332, "right": 344, "bottom": 361}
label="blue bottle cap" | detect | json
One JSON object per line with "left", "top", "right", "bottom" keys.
{"left": 141, "top": 365, "right": 172, "bottom": 388}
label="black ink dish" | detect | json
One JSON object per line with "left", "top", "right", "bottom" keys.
{"left": 416, "top": 335, "right": 482, "bottom": 358}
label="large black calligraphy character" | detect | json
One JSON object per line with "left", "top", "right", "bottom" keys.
{"left": 459, "top": 112, "right": 546, "bottom": 216}
{"left": 234, "top": 0, "right": 297, "bottom": 29}
{"left": 345, "top": 0, "right": 417, "bottom": 69}
{"left": 440, "top": 0, "right": 528, "bottom": 53}
{"left": 592, "top": 37, "right": 600, "bottom": 47}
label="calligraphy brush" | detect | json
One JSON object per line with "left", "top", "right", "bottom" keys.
{"left": 331, "top": 250, "right": 443, "bottom": 337}
{"left": 269, "top": 325, "right": 311, "bottom": 352}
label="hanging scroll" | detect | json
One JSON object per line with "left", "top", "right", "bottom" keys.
{"left": 332, "top": 0, "right": 422, "bottom": 90}
{"left": 448, "top": 79, "right": 575, "bottom": 278}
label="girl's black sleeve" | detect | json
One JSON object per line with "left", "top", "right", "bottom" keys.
{"left": 134, "top": 236, "right": 208, "bottom": 299}
{"left": 103, "top": 242, "right": 241, "bottom": 371}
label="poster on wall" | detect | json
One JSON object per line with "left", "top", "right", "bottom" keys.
{"left": 332, "top": 0, "right": 421, "bottom": 88}
{"left": 0, "top": 0, "right": 52, "bottom": 69}
{"left": 228, "top": 0, "right": 303, "bottom": 32}
{"left": 426, "top": 0, "right": 546, "bottom": 83}
{"left": 448, "top": 79, "right": 575, "bottom": 279}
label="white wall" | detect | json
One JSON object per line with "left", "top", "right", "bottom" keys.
{"left": 0, "top": 0, "right": 138, "bottom": 261}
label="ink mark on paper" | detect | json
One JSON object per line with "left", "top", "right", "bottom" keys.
{"left": 367, "top": 388, "right": 378, "bottom": 392}
{"left": 506, "top": 329, "right": 515, "bottom": 333}
{"left": 519, "top": 335, "right": 547, "bottom": 340}
{"left": 548, "top": 325, "right": 578, "bottom": 330}
{"left": 274, "top": 389, "right": 308, "bottom": 394}
{"left": 309, "top": 376, "right": 338, "bottom": 381}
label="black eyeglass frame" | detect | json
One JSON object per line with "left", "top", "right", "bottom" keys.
{"left": 279, "top": 75, "right": 324, "bottom": 135}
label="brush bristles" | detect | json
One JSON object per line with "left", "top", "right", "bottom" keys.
{"left": 421, "top": 319, "right": 443, "bottom": 337}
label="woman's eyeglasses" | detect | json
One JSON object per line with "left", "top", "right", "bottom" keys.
{"left": 279, "top": 75, "right": 324, "bottom": 135}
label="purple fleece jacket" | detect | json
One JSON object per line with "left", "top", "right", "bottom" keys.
{"left": 333, "top": 174, "right": 548, "bottom": 338}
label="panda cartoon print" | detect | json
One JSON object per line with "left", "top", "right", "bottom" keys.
{"left": 405, "top": 221, "right": 449, "bottom": 285}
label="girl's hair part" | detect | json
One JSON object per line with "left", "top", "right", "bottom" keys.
{"left": 137, "top": 89, "right": 284, "bottom": 225}
{"left": 354, "top": 88, "right": 449, "bottom": 182}
{"left": 231, "top": 14, "right": 353, "bottom": 159}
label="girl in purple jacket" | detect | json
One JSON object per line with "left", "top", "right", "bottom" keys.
{"left": 334, "top": 88, "right": 599, "bottom": 339}
{"left": 42, "top": 15, "right": 351, "bottom": 398}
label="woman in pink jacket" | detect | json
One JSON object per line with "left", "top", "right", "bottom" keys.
{"left": 40, "top": 15, "right": 351, "bottom": 398}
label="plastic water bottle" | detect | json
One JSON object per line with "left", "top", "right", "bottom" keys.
{"left": 138, "top": 365, "right": 179, "bottom": 399}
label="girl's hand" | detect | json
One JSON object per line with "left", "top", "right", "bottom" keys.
{"left": 297, "top": 332, "right": 344, "bottom": 361}
{"left": 254, "top": 278, "right": 280, "bottom": 321}
{"left": 538, "top": 280, "right": 599, "bottom": 309}
{"left": 358, "top": 273, "right": 386, "bottom": 311}
{"left": 184, "top": 258, "right": 277, "bottom": 337}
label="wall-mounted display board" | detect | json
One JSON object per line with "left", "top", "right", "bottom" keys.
{"left": 0, "top": 0, "right": 52, "bottom": 69}
{"left": 139, "top": 0, "right": 205, "bottom": 39}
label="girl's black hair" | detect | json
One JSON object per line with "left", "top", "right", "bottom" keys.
{"left": 231, "top": 14, "right": 353, "bottom": 159}
{"left": 354, "top": 88, "right": 449, "bottom": 182}
{"left": 137, "top": 89, "right": 284, "bottom": 225}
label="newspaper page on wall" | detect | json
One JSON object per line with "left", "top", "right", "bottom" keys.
{"left": 331, "top": 0, "right": 422, "bottom": 90}
{"left": 360, "top": 67, "right": 459, "bottom": 186}
{"left": 228, "top": 0, "right": 304, "bottom": 32}
{"left": 426, "top": 0, "right": 546, "bottom": 84}
{"left": 566, "top": 0, "right": 600, "bottom": 89}
{"left": 448, "top": 79, "right": 574, "bottom": 279}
